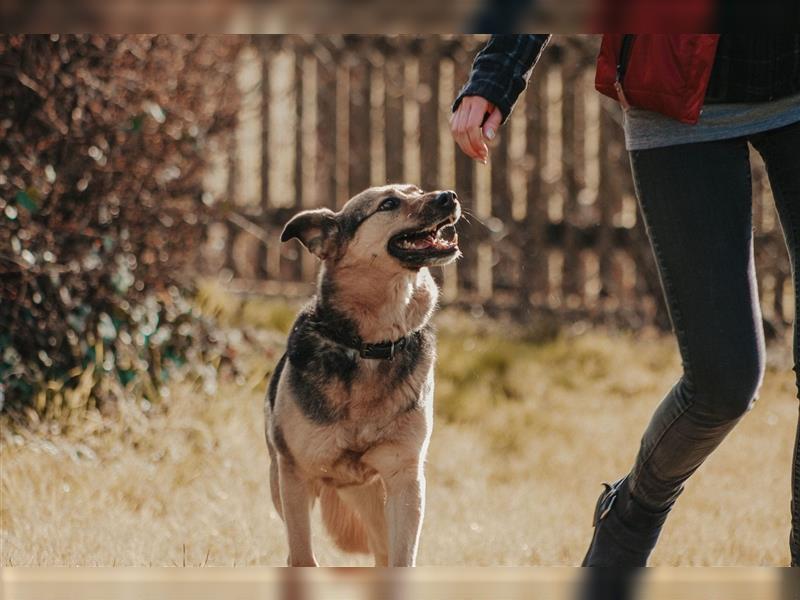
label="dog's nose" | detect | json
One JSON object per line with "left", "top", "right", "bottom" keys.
{"left": 432, "top": 191, "right": 457, "bottom": 209}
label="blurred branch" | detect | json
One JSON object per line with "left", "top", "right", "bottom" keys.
{"left": 227, "top": 213, "right": 271, "bottom": 246}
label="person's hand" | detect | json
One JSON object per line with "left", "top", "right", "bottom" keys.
{"left": 450, "top": 96, "right": 503, "bottom": 164}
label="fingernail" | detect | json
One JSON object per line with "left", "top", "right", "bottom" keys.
{"left": 485, "top": 128, "right": 495, "bottom": 140}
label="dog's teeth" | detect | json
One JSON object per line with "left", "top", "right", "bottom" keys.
{"left": 396, "top": 227, "right": 459, "bottom": 253}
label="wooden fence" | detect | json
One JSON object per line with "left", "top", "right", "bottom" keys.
{"left": 201, "top": 35, "right": 793, "bottom": 332}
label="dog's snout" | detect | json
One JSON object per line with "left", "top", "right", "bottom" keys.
{"left": 432, "top": 191, "right": 457, "bottom": 209}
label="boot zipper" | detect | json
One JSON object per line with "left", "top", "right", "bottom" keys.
{"left": 614, "top": 34, "right": 634, "bottom": 111}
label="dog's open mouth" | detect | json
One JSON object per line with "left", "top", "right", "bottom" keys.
{"left": 388, "top": 217, "right": 459, "bottom": 265}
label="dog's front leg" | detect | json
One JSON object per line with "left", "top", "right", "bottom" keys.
{"left": 383, "top": 465, "right": 425, "bottom": 567}
{"left": 278, "top": 458, "right": 317, "bottom": 566}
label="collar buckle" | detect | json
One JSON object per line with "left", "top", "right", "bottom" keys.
{"left": 358, "top": 336, "right": 406, "bottom": 360}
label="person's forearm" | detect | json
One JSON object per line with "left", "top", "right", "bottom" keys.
{"left": 453, "top": 34, "right": 551, "bottom": 123}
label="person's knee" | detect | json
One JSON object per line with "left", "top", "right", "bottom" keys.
{"left": 691, "top": 348, "right": 765, "bottom": 422}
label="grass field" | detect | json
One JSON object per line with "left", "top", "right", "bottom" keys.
{"left": 1, "top": 285, "right": 797, "bottom": 566}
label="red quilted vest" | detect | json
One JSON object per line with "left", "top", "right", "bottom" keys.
{"left": 595, "top": 35, "right": 721, "bottom": 124}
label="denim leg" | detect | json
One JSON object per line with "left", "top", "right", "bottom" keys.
{"left": 626, "top": 136, "right": 766, "bottom": 512}
{"left": 751, "top": 120, "right": 800, "bottom": 565}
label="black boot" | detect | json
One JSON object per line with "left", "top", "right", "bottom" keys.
{"left": 581, "top": 477, "right": 670, "bottom": 567}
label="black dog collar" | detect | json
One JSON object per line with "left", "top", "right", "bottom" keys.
{"left": 315, "top": 324, "right": 412, "bottom": 360}
{"left": 358, "top": 336, "right": 409, "bottom": 360}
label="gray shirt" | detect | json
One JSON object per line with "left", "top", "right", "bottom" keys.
{"left": 623, "top": 91, "right": 800, "bottom": 151}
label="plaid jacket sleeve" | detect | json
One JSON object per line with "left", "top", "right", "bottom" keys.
{"left": 453, "top": 34, "right": 551, "bottom": 123}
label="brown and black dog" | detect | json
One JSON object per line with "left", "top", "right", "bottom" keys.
{"left": 265, "top": 184, "right": 460, "bottom": 566}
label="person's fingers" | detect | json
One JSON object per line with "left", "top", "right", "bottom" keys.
{"left": 451, "top": 96, "right": 494, "bottom": 162}
{"left": 449, "top": 102, "right": 463, "bottom": 131}
{"left": 450, "top": 105, "right": 474, "bottom": 159}
{"left": 482, "top": 106, "right": 502, "bottom": 141}
{"left": 452, "top": 101, "right": 482, "bottom": 161}
{"left": 463, "top": 102, "right": 488, "bottom": 163}
{"left": 450, "top": 104, "right": 468, "bottom": 157}
{"left": 463, "top": 103, "right": 488, "bottom": 163}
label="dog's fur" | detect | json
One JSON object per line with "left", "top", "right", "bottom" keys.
{"left": 265, "top": 184, "right": 460, "bottom": 566}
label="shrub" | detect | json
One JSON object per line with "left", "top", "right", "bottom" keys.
{"left": 0, "top": 35, "right": 243, "bottom": 418}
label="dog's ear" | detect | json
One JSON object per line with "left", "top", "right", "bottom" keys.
{"left": 281, "top": 208, "right": 341, "bottom": 260}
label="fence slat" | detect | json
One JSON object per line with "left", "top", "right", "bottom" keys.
{"left": 255, "top": 38, "right": 272, "bottom": 279}
{"left": 282, "top": 46, "right": 305, "bottom": 281}
{"left": 597, "top": 99, "right": 616, "bottom": 306}
{"left": 224, "top": 91, "right": 240, "bottom": 277}
{"left": 560, "top": 50, "right": 583, "bottom": 306}
{"left": 316, "top": 41, "right": 338, "bottom": 211}
{"left": 419, "top": 38, "right": 440, "bottom": 192}
{"left": 519, "top": 51, "right": 551, "bottom": 313}
{"left": 491, "top": 119, "right": 514, "bottom": 293}
{"left": 384, "top": 53, "right": 405, "bottom": 184}
{"left": 452, "top": 44, "right": 478, "bottom": 295}
{"left": 348, "top": 42, "right": 372, "bottom": 197}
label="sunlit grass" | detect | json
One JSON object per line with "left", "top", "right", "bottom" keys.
{"left": 1, "top": 286, "right": 796, "bottom": 566}
{"left": 195, "top": 279, "right": 300, "bottom": 335}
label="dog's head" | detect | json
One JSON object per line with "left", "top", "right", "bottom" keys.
{"left": 281, "top": 184, "right": 461, "bottom": 271}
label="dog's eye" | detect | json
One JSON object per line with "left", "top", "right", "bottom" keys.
{"left": 377, "top": 197, "right": 400, "bottom": 212}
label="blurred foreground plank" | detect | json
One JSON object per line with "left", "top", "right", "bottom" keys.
{"left": 0, "top": 567, "right": 785, "bottom": 600}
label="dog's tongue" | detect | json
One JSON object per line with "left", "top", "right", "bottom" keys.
{"left": 410, "top": 235, "right": 435, "bottom": 249}
{"left": 399, "top": 226, "right": 458, "bottom": 251}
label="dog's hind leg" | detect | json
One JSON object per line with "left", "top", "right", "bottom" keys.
{"left": 278, "top": 458, "right": 317, "bottom": 566}
{"left": 336, "top": 480, "right": 389, "bottom": 566}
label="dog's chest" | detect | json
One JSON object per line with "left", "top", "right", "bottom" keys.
{"left": 291, "top": 325, "right": 434, "bottom": 426}
{"left": 346, "top": 362, "right": 425, "bottom": 418}
{"left": 299, "top": 360, "right": 433, "bottom": 486}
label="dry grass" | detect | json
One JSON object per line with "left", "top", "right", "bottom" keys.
{"left": 1, "top": 289, "right": 797, "bottom": 566}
